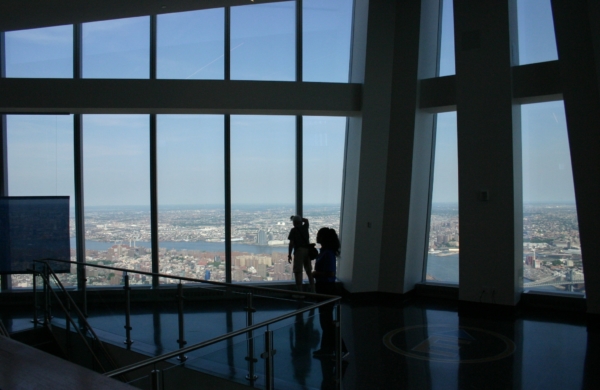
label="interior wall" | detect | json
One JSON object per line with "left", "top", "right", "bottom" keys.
{"left": 340, "top": 0, "right": 396, "bottom": 293}
{"left": 341, "top": 0, "right": 439, "bottom": 294}
{"left": 454, "top": 0, "right": 522, "bottom": 306}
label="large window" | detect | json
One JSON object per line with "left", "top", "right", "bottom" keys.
{"left": 230, "top": 2, "right": 295, "bottom": 81}
{"left": 6, "top": 115, "right": 76, "bottom": 287}
{"left": 230, "top": 116, "right": 295, "bottom": 282}
{"left": 522, "top": 101, "right": 582, "bottom": 294}
{"left": 303, "top": 0, "right": 353, "bottom": 82}
{"left": 302, "top": 116, "right": 346, "bottom": 242}
{"left": 157, "top": 9, "right": 224, "bottom": 80}
{"left": 426, "top": 112, "right": 459, "bottom": 284}
{"left": 0, "top": 2, "right": 354, "bottom": 290}
{"left": 5, "top": 25, "right": 73, "bottom": 78}
{"left": 157, "top": 115, "right": 225, "bottom": 284}
{"left": 83, "top": 115, "right": 150, "bottom": 286}
{"left": 83, "top": 17, "right": 150, "bottom": 79}
{"left": 517, "top": 0, "right": 558, "bottom": 65}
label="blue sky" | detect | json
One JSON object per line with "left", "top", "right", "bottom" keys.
{"left": 3, "top": 0, "right": 573, "bottom": 206}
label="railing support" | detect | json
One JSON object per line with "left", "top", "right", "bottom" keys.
{"left": 245, "top": 292, "right": 257, "bottom": 382}
{"left": 151, "top": 369, "right": 161, "bottom": 390}
{"left": 124, "top": 273, "right": 133, "bottom": 346}
{"left": 81, "top": 269, "right": 88, "bottom": 317}
{"left": 31, "top": 271, "right": 42, "bottom": 325}
{"left": 261, "top": 329, "right": 276, "bottom": 390}
{"left": 43, "top": 264, "right": 52, "bottom": 325}
{"left": 176, "top": 282, "right": 187, "bottom": 362}
{"left": 335, "top": 304, "right": 342, "bottom": 389}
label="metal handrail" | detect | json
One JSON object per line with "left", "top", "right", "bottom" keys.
{"left": 36, "top": 258, "right": 343, "bottom": 386}
{"left": 40, "top": 258, "right": 330, "bottom": 299}
{"left": 104, "top": 295, "right": 339, "bottom": 378}
{"left": 34, "top": 262, "right": 121, "bottom": 374}
{"left": 37, "top": 269, "right": 107, "bottom": 371}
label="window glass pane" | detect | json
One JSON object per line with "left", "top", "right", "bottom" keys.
{"left": 5, "top": 25, "right": 73, "bottom": 78}
{"left": 83, "top": 17, "right": 150, "bottom": 79}
{"left": 439, "top": 0, "right": 455, "bottom": 76}
{"left": 231, "top": 2, "right": 295, "bottom": 81}
{"left": 426, "top": 112, "right": 459, "bottom": 284}
{"left": 303, "top": 0, "right": 353, "bottom": 82}
{"left": 157, "top": 115, "right": 224, "bottom": 284}
{"left": 522, "top": 101, "right": 582, "bottom": 294}
{"left": 83, "top": 115, "right": 150, "bottom": 286}
{"left": 157, "top": 9, "right": 224, "bottom": 80}
{"left": 303, "top": 116, "right": 346, "bottom": 243}
{"left": 517, "top": 0, "right": 558, "bottom": 65}
{"left": 231, "top": 116, "right": 295, "bottom": 283}
{"left": 7, "top": 115, "right": 76, "bottom": 288}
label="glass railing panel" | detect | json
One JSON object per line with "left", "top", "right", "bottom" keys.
{"left": 270, "top": 309, "right": 324, "bottom": 389}
{"left": 35, "top": 261, "right": 339, "bottom": 388}
{"left": 158, "top": 331, "right": 267, "bottom": 389}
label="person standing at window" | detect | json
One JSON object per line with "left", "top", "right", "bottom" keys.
{"left": 312, "top": 227, "right": 348, "bottom": 358}
{"left": 288, "top": 215, "right": 315, "bottom": 292}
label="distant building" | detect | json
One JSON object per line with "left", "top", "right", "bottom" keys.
{"left": 257, "top": 230, "right": 268, "bottom": 245}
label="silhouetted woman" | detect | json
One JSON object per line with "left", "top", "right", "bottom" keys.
{"left": 311, "top": 227, "right": 348, "bottom": 358}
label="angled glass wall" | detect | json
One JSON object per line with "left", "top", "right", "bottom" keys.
{"left": 82, "top": 17, "right": 150, "bottom": 79}
{"left": 157, "top": 9, "right": 225, "bottom": 80}
{"left": 4, "top": 25, "right": 73, "bottom": 78}
{"left": 6, "top": 115, "right": 76, "bottom": 287}
{"left": 425, "top": 112, "right": 459, "bottom": 284}
{"left": 302, "top": 116, "right": 346, "bottom": 243}
{"left": 157, "top": 115, "right": 225, "bottom": 284}
{"left": 82, "top": 115, "right": 150, "bottom": 286}
{"left": 230, "top": 115, "right": 295, "bottom": 283}
{"left": 230, "top": 2, "right": 295, "bottom": 81}
{"left": 517, "top": 0, "right": 558, "bottom": 65}
{"left": 303, "top": 0, "right": 353, "bottom": 82}
{"left": 521, "top": 101, "right": 582, "bottom": 294}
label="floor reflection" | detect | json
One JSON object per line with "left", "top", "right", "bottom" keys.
{"left": 3, "top": 294, "right": 599, "bottom": 389}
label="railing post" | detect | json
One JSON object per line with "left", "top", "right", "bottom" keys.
{"left": 81, "top": 265, "right": 88, "bottom": 317}
{"left": 43, "top": 263, "right": 51, "bottom": 325}
{"left": 335, "top": 303, "right": 342, "bottom": 389}
{"left": 124, "top": 272, "right": 133, "bottom": 346}
{"left": 176, "top": 282, "right": 187, "bottom": 362}
{"left": 31, "top": 270, "right": 41, "bottom": 325}
{"left": 66, "top": 297, "right": 71, "bottom": 333}
{"left": 261, "top": 329, "right": 276, "bottom": 390}
{"left": 151, "top": 368, "right": 161, "bottom": 390}
{"left": 245, "top": 292, "right": 257, "bottom": 382}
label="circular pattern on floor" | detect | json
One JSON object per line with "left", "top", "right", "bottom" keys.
{"left": 383, "top": 324, "right": 516, "bottom": 363}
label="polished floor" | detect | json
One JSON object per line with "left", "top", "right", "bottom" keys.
{"left": 2, "top": 293, "right": 599, "bottom": 389}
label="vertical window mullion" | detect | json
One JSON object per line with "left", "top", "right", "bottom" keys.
{"left": 73, "top": 24, "right": 86, "bottom": 302}
{"left": 296, "top": 116, "right": 303, "bottom": 217}
{"left": 296, "top": 0, "right": 303, "bottom": 82}
{"left": 0, "top": 31, "right": 8, "bottom": 290}
{"left": 225, "top": 7, "right": 231, "bottom": 81}
{"left": 225, "top": 115, "right": 232, "bottom": 283}
{"left": 296, "top": 1, "right": 303, "bottom": 217}
{"left": 150, "top": 115, "right": 159, "bottom": 288}
{"left": 150, "top": 15, "right": 159, "bottom": 288}
{"left": 150, "top": 15, "right": 157, "bottom": 80}
{"left": 0, "top": 31, "right": 6, "bottom": 195}
{"left": 224, "top": 7, "right": 232, "bottom": 282}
